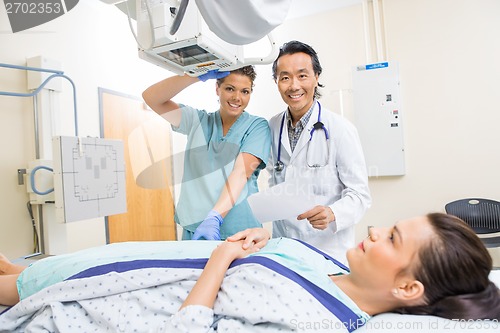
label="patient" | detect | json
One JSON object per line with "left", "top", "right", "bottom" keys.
{"left": 0, "top": 213, "right": 499, "bottom": 331}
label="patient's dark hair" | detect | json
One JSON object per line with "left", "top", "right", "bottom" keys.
{"left": 271, "top": 40, "right": 324, "bottom": 99}
{"left": 396, "top": 213, "right": 500, "bottom": 320}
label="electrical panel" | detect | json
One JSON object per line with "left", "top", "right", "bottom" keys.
{"left": 352, "top": 61, "right": 405, "bottom": 177}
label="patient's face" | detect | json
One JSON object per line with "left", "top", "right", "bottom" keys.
{"left": 347, "top": 216, "right": 434, "bottom": 291}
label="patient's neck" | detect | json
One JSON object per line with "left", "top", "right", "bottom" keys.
{"left": 330, "top": 275, "right": 398, "bottom": 316}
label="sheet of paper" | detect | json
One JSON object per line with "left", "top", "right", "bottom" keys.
{"left": 247, "top": 181, "right": 330, "bottom": 223}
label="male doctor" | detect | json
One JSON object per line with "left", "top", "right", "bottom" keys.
{"left": 267, "top": 40, "right": 371, "bottom": 265}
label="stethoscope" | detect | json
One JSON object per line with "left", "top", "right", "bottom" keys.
{"left": 274, "top": 101, "right": 329, "bottom": 172}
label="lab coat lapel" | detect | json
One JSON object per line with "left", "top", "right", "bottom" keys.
{"left": 281, "top": 112, "right": 293, "bottom": 158}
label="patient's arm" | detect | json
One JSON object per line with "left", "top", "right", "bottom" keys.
{"left": 179, "top": 240, "right": 259, "bottom": 310}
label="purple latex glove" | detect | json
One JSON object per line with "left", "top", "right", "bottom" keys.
{"left": 198, "top": 69, "right": 230, "bottom": 82}
{"left": 192, "top": 210, "right": 224, "bottom": 240}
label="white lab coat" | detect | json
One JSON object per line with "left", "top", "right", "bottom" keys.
{"left": 266, "top": 102, "right": 371, "bottom": 265}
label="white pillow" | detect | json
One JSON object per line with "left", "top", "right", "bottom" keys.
{"left": 354, "top": 270, "right": 500, "bottom": 333}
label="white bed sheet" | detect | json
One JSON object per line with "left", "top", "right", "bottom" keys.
{"left": 354, "top": 270, "right": 500, "bottom": 333}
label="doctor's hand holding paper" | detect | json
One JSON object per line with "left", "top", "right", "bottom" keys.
{"left": 143, "top": 67, "right": 271, "bottom": 240}
{"left": 297, "top": 205, "right": 336, "bottom": 230}
{"left": 266, "top": 40, "right": 371, "bottom": 265}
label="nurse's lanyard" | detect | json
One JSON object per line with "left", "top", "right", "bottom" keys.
{"left": 274, "top": 101, "right": 329, "bottom": 172}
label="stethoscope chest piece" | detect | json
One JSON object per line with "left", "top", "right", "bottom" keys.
{"left": 313, "top": 121, "right": 324, "bottom": 130}
{"left": 274, "top": 160, "right": 284, "bottom": 172}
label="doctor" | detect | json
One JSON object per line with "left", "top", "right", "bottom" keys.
{"left": 267, "top": 40, "right": 371, "bottom": 264}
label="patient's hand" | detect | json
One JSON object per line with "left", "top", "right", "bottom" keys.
{"left": 226, "top": 228, "right": 270, "bottom": 250}
{"left": 211, "top": 240, "right": 260, "bottom": 263}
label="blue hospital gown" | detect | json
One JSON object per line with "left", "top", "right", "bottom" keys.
{"left": 2, "top": 238, "right": 369, "bottom": 332}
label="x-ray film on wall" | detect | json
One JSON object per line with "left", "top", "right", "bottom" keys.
{"left": 53, "top": 136, "right": 127, "bottom": 223}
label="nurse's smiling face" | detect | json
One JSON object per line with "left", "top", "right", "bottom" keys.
{"left": 216, "top": 73, "right": 252, "bottom": 119}
{"left": 347, "top": 216, "right": 435, "bottom": 292}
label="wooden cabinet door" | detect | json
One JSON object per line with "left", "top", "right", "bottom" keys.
{"left": 99, "top": 88, "right": 176, "bottom": 242}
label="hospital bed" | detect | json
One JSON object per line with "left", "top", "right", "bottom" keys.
{"left": 0, "top": 242, "right": 498, "bottom": 332}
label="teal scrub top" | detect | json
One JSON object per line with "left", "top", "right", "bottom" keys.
{"left": 173, "top": 104, "right": 271, "bottom": 239}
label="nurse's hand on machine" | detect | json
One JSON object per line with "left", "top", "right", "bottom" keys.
{"left": 192, "top": 210, "right": 224, "bottom": 240}
{"left": 198, "top": 69, "right": 230, "bottom": 82}
{"left": 297, "top": 206, "right": 336, "bottom": 230}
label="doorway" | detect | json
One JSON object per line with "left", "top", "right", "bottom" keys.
{"left": 99, "top": 88, "right": 176, "bottom": 242}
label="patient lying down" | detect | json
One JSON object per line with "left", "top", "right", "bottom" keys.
{"left": 0, "top": 213, "right": 499, "bottom": 332}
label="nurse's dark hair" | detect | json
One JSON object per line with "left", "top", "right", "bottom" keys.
{"left": 216, "top": 65, "right": 256, "bottom": 89}
{"left": 271, "top": 40, "right": 324, "bottom": 99}
{"left": 395, "top": 212, "right": 500, "bottom": 320}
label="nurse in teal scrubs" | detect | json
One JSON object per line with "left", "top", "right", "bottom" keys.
{"left": 142, "top": 66, "right": 271, "bottom": 240}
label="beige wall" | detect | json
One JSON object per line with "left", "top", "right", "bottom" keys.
{"left": 1, "top": 0, "right": 499, "bottom": 262}
{"left": 249, "top": 0, "right": 500, "bottom": 263}
{"left": 0, "top": 0, "right": 171, "bottom": 258}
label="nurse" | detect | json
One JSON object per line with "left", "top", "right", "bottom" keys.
{"left": 143, "top": 66, "right": 271, "bottom": 240}
{"left": 267, "top": 40, "right": 371, "bottom": 264}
